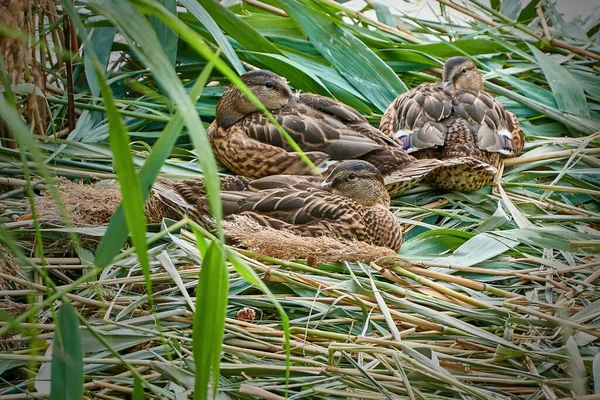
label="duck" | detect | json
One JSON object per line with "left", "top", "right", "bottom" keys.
{"left": 159, "top": 160, "right": 403, "bottom": 252}
{"left": 379, "top": 57, "right": 525, "bottom": 192}
{"left": 208, "top": 69, "right": 441, "bottom": 197}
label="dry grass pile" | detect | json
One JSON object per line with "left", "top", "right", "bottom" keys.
{"left": 0, "top": 244, "right": 23, "bottom": 291}
{"left": 225, "top": 215, "right": 396, "bottom": 264}
{"left": 29, "top": 177, "right": 124, "bottom": 226}
{"left": 29, "top": 177, "right": 168, "bottom": 226}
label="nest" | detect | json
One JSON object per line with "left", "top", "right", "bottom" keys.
{"left": 28, "top": 177, "right": 168, "bottom": 226}
{"left": 29, "top": 178, "right": 396, "bottom": 263}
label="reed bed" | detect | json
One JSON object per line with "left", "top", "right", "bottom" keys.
{"left": 0, "top": 0, "right": 598, "bottom": 398}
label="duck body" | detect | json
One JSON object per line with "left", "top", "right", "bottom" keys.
{"left": 209, "top": 70, "right": 440, "bottom": 197}
{"left": 379, "top": 57, "right": 524, "bottom": 192}
{"left": 160, "top": 161, "right": 403, "bottom": 252}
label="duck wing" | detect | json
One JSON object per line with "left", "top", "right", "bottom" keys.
{"left": 210, "top": 122, "right": 331, "bottom": 178}
{"left": 239, "top": 104, "right": 385, "bottom": 160}
{"left": 380, "top": 83, "right": 453, "bottom": 153}
{"left": 452, "top": 90, "right": 523, "bottom": 156}
{"left": 247, "top": 175, "right": 324, "bottom": 191}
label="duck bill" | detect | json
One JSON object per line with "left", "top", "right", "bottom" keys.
{"left": 320, "top": 180, "right": 333, "bottom": 191}
{"left": 288, "top": 92, "right": 300, "bottom": 105}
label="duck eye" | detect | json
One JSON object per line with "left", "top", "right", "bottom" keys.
{"left": 347, "top": 173, "right": 357, "bottom": 181}
{"left": 462, "top": 68, "right": 468, "bottom": 74}
{"left": 265, "top": 81, "right": 274, "bottom": 88}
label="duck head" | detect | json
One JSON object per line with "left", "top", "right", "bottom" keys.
{"left": 442, "top": 57, "right": 483, "bottom": 91}
{"left": 215, "top": 70, "right": 299, "bottom": 129}
{"left": 321, "top": 160, "right": 391, "bottom": 208}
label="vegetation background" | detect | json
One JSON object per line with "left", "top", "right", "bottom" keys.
{"left": 0, "top": 0, "right": 598, "bottom": 399}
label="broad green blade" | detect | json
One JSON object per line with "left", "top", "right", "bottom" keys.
{"left": 276, "top": 0, "right": 407, "bottom": 111}
{"left": 95, "top": 59, "right": 152, "bottom": 297}
{"left": 150, "top": 0, "right": 179, "bottom": 67}
{"left": 180, "top": 0, "right": 245, "bottom": 74}
{"left": 193, "top": 240, "right": 228, "bottom": 400}
{"left": 529, "top": 45, "right": 590, "bottom": 117}
{"left": 50, "top": 301, "right": 84, "bottom": 400}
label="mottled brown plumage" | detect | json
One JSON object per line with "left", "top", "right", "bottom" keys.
{"left": 209, "top": 70, "right": 440, "bottom": 197}
{"left": 380, "top": 57, "right": 525, "bottom": 192}
{"left": 166, "top": 161, "right": 403, "bottom": 252}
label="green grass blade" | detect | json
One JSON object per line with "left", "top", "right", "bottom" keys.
{"left": 227, "top": 251, "right": 291, "bottom": 392}
{"left": 529, "top": 45, "right": 590, "bottom": 117}
{"left": 132, "top": 0, "right": 319, "bottom": 175}
{"left": 192, "top": 240, "right": 228, "bottom": 400}
{"left": 194, "top": 0, "right": 329, "bottom": 95}
{"left": 276, "top": 0, "right": 407, "bottom": 111}
{"left": 83, "top": 23, "right": 116, "bottom": 98}
{"left": 150, "top": 0, "right": 179, "bottom": 67}
{"left": 94, "top": 62, "right": 152, "bottom": 297}
{"left": 95, "top": 62, "right": 215, "bottom": 268}
{"left": 180, "top": 0, "right": 245, "bottom": 74}
{"left": 91, "top": 0, "right": 225, "bottom": 241}
{"left": 133, "top": 376, "right": 145, "bottom": 399}
{"left": 197, "top": 0, "right": 284, "bottom": 56}
{"left": 50, "top": 301, "right": 83, "bottom": 400}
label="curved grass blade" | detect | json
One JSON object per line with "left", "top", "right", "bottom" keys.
{"left": 529, "top": 45, "right": 590, "bottom": 117}
{"left": 131, "top": 0, "right": 320, "bottom": 171}
{"left": 195, "top": 0, "right": 330, "bottom": 95}
{"left": 180, "top": 0, "right": 245, "bottom": 74}
{"left": 276, "top": 0, "right": 407, "bottom": 111}
{"left": 150, "top": 0, "right": 178, "bottom": 67}
{"left": 192, "top": 240, "right": 228, "bottom": 400}
{"left": 50, "top": 301, "right": 83, "bottom": 400}
{"left": 227, "top": 251, "right": 292, "bottom": 392}
{"left": 89, "top": 0, "right": 224, "bottom": 243}
{"left": 94, "top": 62, "right": 214, "bottom": 269}
{"left": 94, "top": 62, "right": 152, "bottom": 298}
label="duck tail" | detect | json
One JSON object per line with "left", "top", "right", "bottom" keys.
{"left": 383, "top": 158, "right": 443, "bottom": 197}
{"left": 423, "top": 157, "right": 498, "bottom": 192}
{"left": 151, "top": 178, "right": 215, "bottom": 229}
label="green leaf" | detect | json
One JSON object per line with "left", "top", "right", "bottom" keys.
{"left": 50, "top": 301, "right": 83, "bottom": 400}
{"left": 91, "top": 0, "right": 227, "bottom": 267}
{"left": 180, "top": 0, "right": 245, "bottom": 74}
{"left": 499, "top": 0, "right": 522, "bottom": 20}
{"left": 242, "top": 51, "right": 331, "bottom": 95}
{"left": 95, "top": 57, "right": 152, "bottom": 297}
{"left": 529, "top": 46, "right": 590, "bottom": 117}
{"left": 431, "top": 233, "right": 519, "bottom": 267}
{"left": 494, "top": 227, "right": 596, "bottom": 251}
{"left": 227, "top": 251, "right": 291, "bottom": 388}
{"left": 493, "top": 72, "right": 557, "bottom": 108}
{"left": 95, "top": 64, "right": 214, "bottom": 267}
{"left": 197, "top": 0, "right": 284, "bottom": 56}
{"left": 150, "top": 0, "right": 179, "bottom": 67}
{"left": 373, "top": 1, "right": 396, "bottom": 27}
{"left": 518, "top": 0, "right": 540, "bottom": 22}
{"left": 193, "top": 241, "right": 228, "bottom": 400}
{"left": 395, "top": 39, "right": 510, "bottom": 58}
{"left": 276, "top": 0, "right": 407, "bottom": 111}
{"left": 133, "top": 376, "right": 145, "bottom": 400}
{"left": 593, "top": 353, "right": 600, "bottom": 394}
{"left": 84, "top": 19, "right": 117, "bottom": 97}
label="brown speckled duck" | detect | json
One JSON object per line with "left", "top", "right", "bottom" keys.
{"left": 166, "top": 160, "right": 403, "bottom": 252}
{"left": 379, "top": 57, "right": 524, "bottom": 192}
{"left": 208, "top": 70, "right": 440, "bottom": 197}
